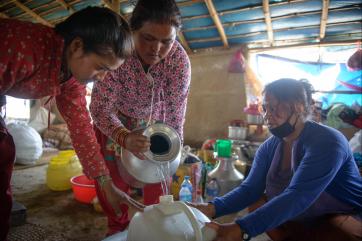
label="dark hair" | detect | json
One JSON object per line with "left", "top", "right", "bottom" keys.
{"left": 263, "top": 78, "right": 314, "bottom": 116}
{"left": 130, "top": 0, "right": 182, "bottom": 31}
{"left": 55, "top": 6, "right": 133, "bottom": 58}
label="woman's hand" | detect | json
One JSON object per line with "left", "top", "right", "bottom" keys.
{"left": 206, "top": 222, "right": 243, "bottom": 241}
{"left": 124, "top": 129, "right": 151, "bottom": 160}
{"left": 96, "top": 176, "right": 145, "bottom": 216}
{"left": 187, "top": 202, "right": 216, "bottom": 219}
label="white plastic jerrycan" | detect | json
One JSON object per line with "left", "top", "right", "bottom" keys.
{"left": 127, "top": 195, "right": 216, "bottom": 241}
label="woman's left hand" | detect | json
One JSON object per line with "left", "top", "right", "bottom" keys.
{"left": 206, "top": 222, "right": 243, "bottom": 241}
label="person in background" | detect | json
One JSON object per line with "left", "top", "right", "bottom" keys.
{"left": 90, "top": 0, "right": 191, "bottom": 235}
{"left": 0, "top": 7, "right": 143, "bottom": 241}
{"left": 191, "top": 79, "right": 362, "bottom": 241}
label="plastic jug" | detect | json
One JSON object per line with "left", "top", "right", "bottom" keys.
{"left": 127, "top": 195, "right": 216, "bottom": 241}
{"left": 46, "top": 150, "right": 83, "bottom": 191}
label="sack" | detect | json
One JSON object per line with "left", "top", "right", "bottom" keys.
{"left": 7, "top": 122, "right": 43, "bottom": 165}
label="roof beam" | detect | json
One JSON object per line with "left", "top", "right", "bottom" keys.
{"left": 177, "top": 0, "right": 203, "bottom": 7}
{"left": 204, "top": 0, "right": 229, "bottom": 48}
{"left": 183, "top": 0, "right": 307, "bottom": 21}
{"left": 55, "top": 0, "right": 75, "bottom": 13}
{"left": 178, "top": 31, "right": 192, "bottom": 53}
{"left": 187, "top": 20, "right": 362, "bottom": 44}
{"left": 262, "top": 0, "right": 274, "bottom": 46}
{"left": 0, "top": 12, "right": 9, "bottom": 18}
{"left": 183, "top": 5, "right": 360, "bottom": 33}
{"left": 111, "top": 0, "right": 120, "bottom": 15}
{"left": 320, "top": 0, "right": 330, "bottom": 40}
{"left": 12, "top": 0, "right": 53, "bottom": 27}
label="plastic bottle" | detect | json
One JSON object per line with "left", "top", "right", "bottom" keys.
{"left": 179, "top": 184, "right": 192, "bottom": 202}
{"left": 181, "top": 175, "right": 193, "bottom": 195}
{"left": 195, "top": 189, "right": 204, "bottom": 203}
{"left": 205, "top": 178, "right": 220, "bottom": 202}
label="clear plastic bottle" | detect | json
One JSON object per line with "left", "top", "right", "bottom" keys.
{"left": 181, "top": 175, "right": 193, "bottom": 195}
{"left": 205, "top": 178, "right": 220, "bottom": 202}
{"left": 179, "top": 184, "right": 192, "bottom": 202}
{"left": 195, "top": 189, "right": 204, "bottom": 203}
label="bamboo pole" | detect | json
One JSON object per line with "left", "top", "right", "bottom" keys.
{"left": 187, "top": 20, "right": 361, "bottom": 43}
{"left": 262, "top": 0, "right": 274, "bottom": 46}
{"left": 204, "top": 0, "right": 229, "bottom": 48}
{"left": 12, "top": 0, "right": 53, "bottom": 27}
{"left": 320, "top": 0, "right": 330, "bottom": 40}
{"left": 0, "top": 12, "right": 9, "bottom": 18}
{"left": 178, "top": 31, "right": 192, "bottom": 53}
{"left": 55, "top": 0, "right": 75, "bottom": 13}
{"left": 182, "top": 5, "right": 360, "bottom": 33}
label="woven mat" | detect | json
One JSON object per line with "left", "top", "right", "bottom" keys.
{"left": 9, "top": 223, "right": 68, "bottom": 241}
{"left": 13, "top": 148, "right": 59, "bottom": 170}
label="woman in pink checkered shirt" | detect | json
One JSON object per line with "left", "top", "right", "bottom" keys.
{"left": 90, "top": 0, "right": 191, "bottom": 235}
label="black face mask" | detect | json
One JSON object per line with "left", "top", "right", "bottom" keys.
{"left": 269, "top": 114, "right": 298, "bottom": 139}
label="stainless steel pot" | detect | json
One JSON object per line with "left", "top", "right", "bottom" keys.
{"left": 228, "top": 126, "right": 247, "bottom": 140}
{"left": 116, "top": 123, "right": 181, "bottom": 188}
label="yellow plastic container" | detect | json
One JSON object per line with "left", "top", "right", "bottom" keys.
{"left": 46, "top": 150, "right": 83, "bottom": 191}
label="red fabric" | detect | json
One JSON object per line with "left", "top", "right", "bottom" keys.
{"left": 0, "top": 18, "right": 109, "bottom": 179}
{"left": 94, "top": 127, "right": 162, "bottom": 234}
{"left": 0, "top": 117, "right": 15, "bottom": 241}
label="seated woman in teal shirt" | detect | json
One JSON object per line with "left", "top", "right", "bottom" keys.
{"left": 192, "top": 78, "right": 362, "bottom": 241}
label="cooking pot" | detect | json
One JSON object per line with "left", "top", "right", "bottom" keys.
{"left": 127, "top": 195, "right": 216, "bottom": 241}
{"left": 116, "top": 123, "right": 182, "bottom": 188}
{"left": 228, "top": 126, "right": 248, "bottom": 140}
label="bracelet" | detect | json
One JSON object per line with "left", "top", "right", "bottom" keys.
{"left": 112, "top": 127, "right": 130, "bottom": 147}
{"left": 95, "top": 175, "right": 112, "bottom": 188}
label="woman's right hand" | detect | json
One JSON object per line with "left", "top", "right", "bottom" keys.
{"left": 124, "top": 129, "right": 151, "bottom": 160}
{"left": 97, "top": 176, "right": 145, "bottom": 216}
{"left": 187, "top": 202, "right": 216, "bottom": 219}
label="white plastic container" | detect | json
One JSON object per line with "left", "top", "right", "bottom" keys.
{"left": 126, "top": 195, "right": 216, "bottom": 241}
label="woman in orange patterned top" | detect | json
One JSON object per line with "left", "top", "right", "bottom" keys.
{"left": 0, "top": 7, "right": 144, "bottom": 240}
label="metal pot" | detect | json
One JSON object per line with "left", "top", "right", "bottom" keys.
{"left": 228, "top": 126, "right": 248, "bottom": 140}
{"left": 116, "top": 123, "right": 181, "bottom": 188}
{"left": 246, "top": 114, "right": 264, "bottom": 125}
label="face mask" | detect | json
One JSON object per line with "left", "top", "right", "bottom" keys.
{"left": 269, "top": 114, "right": 298, "bottom": 139}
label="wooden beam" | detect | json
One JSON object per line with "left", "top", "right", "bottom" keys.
{"left": 177, "top": 0, "right": 203, "bottom": 7}
{"left": 102, "top": 0, "right": 113, "bottom": 10}
{"left": 183, "top": 5, "right": 360, "bottom": 33}
{"left": 320, "top": 0, "right": 330, "bottom": 40}
{"left": 0, "top": 12, "right": 9, "bottom": 18}
{"left": 13, "top": 0, "right": 53, "bottom": 27}
{"left": 262, "top": 0, "right": 274, "bottom": 46}
{"left": 111, "top": 0, "right": 120, "bottom": 15}
{"left": 178, "top": 31, "right": 192, "bottom": 53}
{"left": 55, "top": 0, "right": 75, "bottom": 13}
{"left": 204, "top": 0, "right": 229, "bottom": 48}
{"left": 187, "top": 20, "right": 361, "bottom": 44}
{"left": 183, "top": 0, "right": 307, "bottom": 21}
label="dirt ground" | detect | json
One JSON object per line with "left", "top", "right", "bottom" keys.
{"left": 10, "top": 164, "right": 108, "bottom": 241}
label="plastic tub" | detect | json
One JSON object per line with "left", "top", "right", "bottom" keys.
{"left": 70, "top": 174, "right": 97, "bottom": 204}
{"left": 46, "top": 151, "right": 82, "bottom": 191}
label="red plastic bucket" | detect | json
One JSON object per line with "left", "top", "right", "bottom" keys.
{"left": 70, "top": 174, "right": 96, "bottom": 204}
